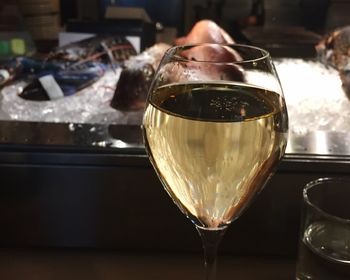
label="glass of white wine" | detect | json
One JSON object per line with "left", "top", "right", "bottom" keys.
{"left": 142, "top": 43, "right": 288, "bottom": 280}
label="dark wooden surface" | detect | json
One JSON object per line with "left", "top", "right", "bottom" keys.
{"left": 0, "top": 121, "right": 349, "bottom": 265}
{"left": 0, "top": 128, "right": 347, "bottom": 280}
{"left": 0, "top": 150, "right": 349, "bottom": 257}
{"left": 0, "top": 248, "right": 295, "bottom": 280}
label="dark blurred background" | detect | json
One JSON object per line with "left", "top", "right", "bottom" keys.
{"left": 58, "top": 0, "right": 350, "bottom": 35}
{"left": 1, "top": 0, "right": 350, "bottom": 55}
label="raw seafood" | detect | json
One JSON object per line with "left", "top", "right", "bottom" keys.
{"left": 1, "top": 35, "right": 136, "bottom": 101}
{"left": 316, "top": 26, "right": 350, "bottom": 97}
{"left": 111, "top": 20, "right": 243, "bottom": 111}
{"left": 19, "top": 61, "right": 106, "bottom": 101}
{"left": 175, "top": 19, "right": 235, "bottom": 45}
{"left": 110, "top": 43, "right": 170, "bottom": 111}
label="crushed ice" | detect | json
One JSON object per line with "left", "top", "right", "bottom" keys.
{"left": 0, "top": 59, "right": 348, "bottom": 136}
{"left": 274, "top": 58, "right": 347, "bottom": 135}
{"left": 0, "top": 68, "right": 143, "bottom": 125}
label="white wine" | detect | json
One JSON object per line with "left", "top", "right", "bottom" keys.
{"left": 142, "top": 82, "right": 288, "bottom": 228}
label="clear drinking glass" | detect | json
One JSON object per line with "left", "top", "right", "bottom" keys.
{"left": 142, "top": 43, "right": 288, "bottom": 280}
{"left": 296, "top": 177, "right": 350, "bottom": 280}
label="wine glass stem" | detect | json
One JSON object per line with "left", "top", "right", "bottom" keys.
{"left": 196, "top": 226, "right": 227, "bottom": 280}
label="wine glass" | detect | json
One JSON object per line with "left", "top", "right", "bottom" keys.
{"left": 142, "top": 43, "right": 288, "bottom": 280}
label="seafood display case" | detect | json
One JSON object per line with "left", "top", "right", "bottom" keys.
{"left": 1, "top": 19, "right": 350, "bottom": 261}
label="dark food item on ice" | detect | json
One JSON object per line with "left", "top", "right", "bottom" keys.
{"left": 19, "top": 61, "right": 106, "bottom": 101}
{"left": 0, "top": 56, "right": 62, "bottom": 89}
{"left": 110, "top": 63, "right": 154, "bottom": 111}
{"left": 1, "top": 35, "right": 137, "bottom": 101}
{"left": 316, "top": 26, "right": 350, "bottom": 97}
{"left": 111, "top": 43, "right": 170, "bottom": 111}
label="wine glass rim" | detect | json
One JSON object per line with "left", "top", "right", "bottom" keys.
{"left": 303, "top": 177, "right": 350, "bottom": 224}
{"left": 167, "top": 43, "right": 271, "bottom": 64}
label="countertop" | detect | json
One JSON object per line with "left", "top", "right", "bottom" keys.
{"left": 0, "top": 248, "right": 296, "bottom": 280}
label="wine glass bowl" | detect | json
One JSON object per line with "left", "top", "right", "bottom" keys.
{"left": 142, "top": 43, "right": 288, "bottom": 279}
